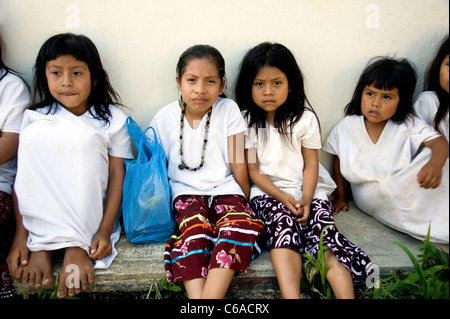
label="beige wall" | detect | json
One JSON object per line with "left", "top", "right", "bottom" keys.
{"left": 1, "top": 0, "right": 448, "bottom": 168}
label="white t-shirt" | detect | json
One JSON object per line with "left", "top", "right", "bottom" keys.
{"left": 149, "top": 98, "right": 246, "bottom": 200}
{"left": 413, "top": 91, "right": 449, "bottom": 141}
{"left": 0, "top": 70, "right": 30, "bottom": 194}
{"left": 324, "top": 115, "right": 448, "bottom": 243}
{"left": 15, "top": 103, "right": 133, "bottom": 255}
{"left": 244, "top": 109, "right": 335, "bottom": 201}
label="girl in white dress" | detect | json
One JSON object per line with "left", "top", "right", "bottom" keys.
{"left": 324, "top": 57, "right": 449, "bottom": 244}
{"left": 7, "top": 33, "right": 132, "bottom": 298}
{"left": 414, "top": 35, "right": 448, "bottom": 141}
{"left": 235, "top": 42, "right": 373, "bottom": 299}
{"left": 0, "top": 32, "right": 30, "bottom": 299}
{"left": 151, "top": 45, "right": 264, "bottom": 299}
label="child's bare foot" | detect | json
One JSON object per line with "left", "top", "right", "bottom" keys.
{"left": 20, "top": 250, "right": 53, "bottom": 288}
{"left": 57, "top": 247, "right": 94, "bottom": 298}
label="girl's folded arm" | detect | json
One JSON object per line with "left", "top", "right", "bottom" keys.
{"left": 418, "top": 135, "right": 449, "bottom": 189}
{"left": 331, "top": 155, "right": 349, "bottom": 214}
{"left": 0, "top": 131, "right": 19, "bottom": 165}
{"left": 89, "top": 155, "right": 125, "bottom": 259}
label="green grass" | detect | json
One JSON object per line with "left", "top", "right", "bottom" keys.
{"left": 369, "top": 226, "right": 449, "bottom": 299}
{"left": 301, "top": 224, "right": 448, "bottom": 299}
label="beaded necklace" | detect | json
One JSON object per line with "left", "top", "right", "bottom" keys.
{"left": 178, "top": 102, "right": 212, "bottom": 171}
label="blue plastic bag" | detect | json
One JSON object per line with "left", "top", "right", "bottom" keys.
{"left": 122, "top": 116, "right": 176, "bottom": 243}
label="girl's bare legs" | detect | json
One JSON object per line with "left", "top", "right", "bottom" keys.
{"left": 271, "top": 248, "right": 302, "bottom": 299}
{"left": 201, "top": 268, "right": 235, "bottom": 299}
{"left": 183, "top": 278, "right": 206, "bottom": 299}
{"left": 324, "top": 249, "right": 355, "bottom": 299}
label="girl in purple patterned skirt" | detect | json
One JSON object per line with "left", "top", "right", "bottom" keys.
{"left": 235, "top": 42, "right": 373, "bottom": 299}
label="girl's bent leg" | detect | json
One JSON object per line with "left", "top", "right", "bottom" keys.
{"left": 201, "top": 268, "right": 235, "bottom": 299}
{"left": 57, "top": 247, "right": 94, "bottom": 298}
{"left": 164, "top": 195, "right": 214, "bottom": 286}
{"left": 270, "top": 248, "right": 302, "bottom": 299}
{"left": 324, "top": 249, "right": 355, "bottom": 299}
{"left": 183, "top": 278, "right": 206, "bottom": 299}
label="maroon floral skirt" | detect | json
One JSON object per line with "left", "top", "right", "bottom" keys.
{"left": 164, "top": 194, "right": 265, "bottom": 283}
{"left": 1, "top": 190, "right": 15, "bottom": 299}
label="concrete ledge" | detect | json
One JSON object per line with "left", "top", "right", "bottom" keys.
{"left": 13, "top": 201, "right": 449, "bottom": 297}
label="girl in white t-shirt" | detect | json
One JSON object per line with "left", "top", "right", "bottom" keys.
{"left": 0, "top": 33, "right": 30, "bottom": 299}
{"left": 414, "top": 35, "right": 448, "bottom": 141}
{"left": 324, "top": 57, "right": 449, "bottom": 244}
{"left": 235, "top": 42, "right": 372, "bottom": 299}
{"left": 150, "top": 45, "right": 264, "bottom": 299}
{"left": 7, "top": 33, "right": 133, "bottom": 298}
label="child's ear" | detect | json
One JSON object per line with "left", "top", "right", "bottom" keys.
{"left": 220, "top": 79, "right": 226, "bottom": 94}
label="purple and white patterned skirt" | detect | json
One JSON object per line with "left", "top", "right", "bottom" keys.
{"left": 250, "top": 195, "right": 373, "bottom": 285}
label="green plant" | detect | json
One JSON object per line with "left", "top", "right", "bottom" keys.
{"left": 372, "top": 226, "right": 449, "bottom": 299}
{"left": 302, "top": 225, "right": 333, "bottom": 299}
{"left": 144, "top": 277, "right": 188, "bottom": 299}
{"left": 22, "top": 273, "right": 80, "bottom": 299}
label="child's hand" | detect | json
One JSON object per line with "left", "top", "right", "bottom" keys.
{"left": 417, "top": 161, "right": 443, "bottom": 189}
{"left": 279, "top": 193, "right": 302, "bottom": 217}
{"left": 89, "top": 231, "right": 112, "bottom": 260}
{"left": 6, "top": 234, "right": 29, "bottom": 279}
{"left": 331, "top": 197, "right": 348, "bottom": 215}
{"left": 296, "top": 200, "right": 310, "bottom": 226}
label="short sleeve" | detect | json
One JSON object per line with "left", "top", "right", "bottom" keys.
{"left": 296, "top": 110, "right": 322, "bottom": 149}
{"left": 413, "top": 91, "right": 439, "bottom": 126}
{"left": 323, "top": 122, "right": 342, "bottom": 156}
{"left": 224, "top": 99, "right": 247, "bottom": 137}
{"left": 107, "top": 106, "right": 133, "bottom": 159}
{"left": 0, "top": 72, "right": 30, "bottom": 133}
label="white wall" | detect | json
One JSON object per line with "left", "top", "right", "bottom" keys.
{"left": 1, "top": 0, "right": 448, "bottom": 169}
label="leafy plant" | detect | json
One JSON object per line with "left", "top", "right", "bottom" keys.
{"left": 22, "top": 273, "right": 80, "bottom": 299}
{"left": 371, "top": 225, "right": 449, "bottom": 299}
{"left": 143, "top": 277, "right": 188, "bottom": 299}
{"left": 302, "top": 225, "right": 333, "bottom": 299}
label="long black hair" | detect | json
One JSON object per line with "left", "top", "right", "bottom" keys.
{"left": 0, "top": 31, "right": 9, "bottom": 80}
{"left": 235, "top": 42, "right": 318, "bottom": 147}
{"left": 32, "top": 33, "right": 121, "bottom": 124}
{"left": 345, "top": 57, "right": 416, "bottom": 123}
{"left": 424, "top": 35, "right": 449, "bottom": 134}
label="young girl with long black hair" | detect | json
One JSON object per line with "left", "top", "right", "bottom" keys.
{"left": 235, "top": 42, "right": 372, "bottom": 299}
{"left": 7, "top": 33, "right": 132, "bottom": 298}
{"left": 414, "top": 35, "right": 448, "bottom": 140}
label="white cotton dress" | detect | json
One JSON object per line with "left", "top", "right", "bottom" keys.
{"left": 413, "top": 91, "right": 449, "bottom": 141}
{"left": 324, "top": 115, "right": 449, "bottom": 244}
{"left": 14, "top": 103, "right": 133, "bottom": 268}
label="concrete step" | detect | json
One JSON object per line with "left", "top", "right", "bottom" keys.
{"left": 13, "top": 201, "right": 449, "bottom": 298}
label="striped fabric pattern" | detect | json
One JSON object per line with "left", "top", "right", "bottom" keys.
{"left": 164, "top": 194, "right": 265, "bottom": 283}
